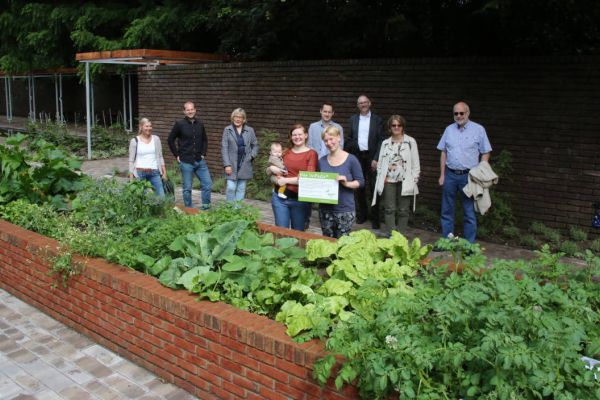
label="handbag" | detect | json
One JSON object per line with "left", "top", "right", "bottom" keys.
{"left": 162, "top": 178, "right": 175, "bottom": 196}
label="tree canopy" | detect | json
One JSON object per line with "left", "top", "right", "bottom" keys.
{"left": 1, "top": 0, "right": 599, "bottom": 72}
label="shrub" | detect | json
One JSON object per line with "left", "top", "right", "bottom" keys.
{"left": 27, "top": 120, "right": 130, "bottom": 159}
{"left": 501, "top": 225, "right": 520, "bottom": 239}
{"left": 542, "top": 227, "right": 561, "bottom": 244}
{"left": 0, "top": 134, "right": 85, "bottom": 209}
{"left": 476, "top": 150, "right": 516, "bottom": 235}
{"left": 520, "top": 234, "right": 538, "bottom": 249}
{"left": 589, "top": 238, "right": 600, "bottom": 254}
{"left": 245, "top": 129, "right": 281, "bottom": 201}
{"left": 559, "top": 240, "right": 579, "bottom": 256}
{"left": 530, "top": 221, "right": 547, "bottom": 235}
{"left": 569, "top": 226, "right": 588, "bottom": 241}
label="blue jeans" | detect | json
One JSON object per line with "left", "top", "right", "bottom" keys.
{"left": 271, "top": 192, "right": 310, "bottom": 231}
{"left": 136, "top": 169, "right": 164, "bottom": 197}
{"left": 225, "top": 179, "right": 247, "bottom": 202}
{"left": 441, "top": 169, "right": 476, "bottom": 242}
{"left": 179, "top": 160, "right": 212, "bottom": 209}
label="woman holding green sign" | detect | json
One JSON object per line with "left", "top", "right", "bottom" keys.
{"left": 318, "top": 125, "right": 364, "bottom": 238}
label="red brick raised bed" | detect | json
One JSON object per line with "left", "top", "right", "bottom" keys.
{"left": 0, "top": 218, "right": 355, "bottom": 400}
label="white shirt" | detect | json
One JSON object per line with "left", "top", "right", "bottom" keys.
{"left": 136, "top": 137, "right": 158, "bottom": 169}
{"left": 358, "top": 112, "right": 371, "bottom": 151}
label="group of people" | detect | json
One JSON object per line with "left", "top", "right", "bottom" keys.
{"left": 128, "top": 97, "right": 492, "bottom": 243}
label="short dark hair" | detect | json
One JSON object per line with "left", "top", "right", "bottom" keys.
{"left": 321, "top": 101, "right": 334, "bottom": 110}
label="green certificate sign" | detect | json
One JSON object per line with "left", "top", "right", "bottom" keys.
{"left": 298, "top": 171, "right": 339, "bottom": 204}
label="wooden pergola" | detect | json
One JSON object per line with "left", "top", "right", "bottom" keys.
{"left": 75, "top": 49, "right": 229, "bottom": 159}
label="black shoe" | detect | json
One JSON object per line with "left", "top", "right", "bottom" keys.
{"left": 356, "top": 216, "right": 367, "bottom": 224}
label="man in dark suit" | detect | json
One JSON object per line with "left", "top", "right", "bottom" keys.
{"left": 345, "top": 95, "right": 385, "bottom": 228}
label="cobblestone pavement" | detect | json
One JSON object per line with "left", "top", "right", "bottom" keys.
{"left": 0, "top": 289, "right": 197, "bottom": 400}
{"left": 0, "top": 157, "right": 578, "bottom": 400}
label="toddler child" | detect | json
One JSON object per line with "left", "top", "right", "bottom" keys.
{"left": 268, "top": 142, "right": 288, "bottom": 198}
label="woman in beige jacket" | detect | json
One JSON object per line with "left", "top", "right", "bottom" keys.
{"left": 372, "top": 115, "right": 420, "bottom": 236}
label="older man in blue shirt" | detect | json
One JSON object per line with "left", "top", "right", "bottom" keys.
{"left": 437, "top": 101, "right": 492, "bottom": 243}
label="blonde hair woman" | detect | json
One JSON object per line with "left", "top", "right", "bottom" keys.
{"left": 221, "top": 108, "right": 258, "bottom": 202}
{"left": 317, "top": 125, "right": 364, "bottom": 238}
{"left": 128, "top": 117, "right": 167, "bottom": 196}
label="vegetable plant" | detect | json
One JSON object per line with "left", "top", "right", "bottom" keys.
{"left": 314, "top": 258, "right": 600, "bottom": 399}
{"left": 0, "top": 133, "right": 85, "bottom": 208}
{"left": 276, "top": 230, "right": 431, "bottom": 342}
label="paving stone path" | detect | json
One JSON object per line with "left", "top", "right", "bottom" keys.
{"left": 0, "top": 289, "right": 196, "bottom": 400}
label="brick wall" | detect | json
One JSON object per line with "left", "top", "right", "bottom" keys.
{"left": 137, "top": 57, "right": 600, "bottom": 232}
{"left": 0, "top": 218, "right": 353, "bottom": 400}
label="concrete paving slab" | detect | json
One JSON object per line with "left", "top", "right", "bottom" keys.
{"left": 0, "top": 289, "right": 199, "bottom": 400}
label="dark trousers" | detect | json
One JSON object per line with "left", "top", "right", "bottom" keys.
{"left": 355, "top": 151, "right": 379, "bottom": 224}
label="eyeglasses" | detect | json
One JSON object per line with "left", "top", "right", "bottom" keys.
{"left": 391, "top": 124, "right": 403, "bottom": 128}
{"left": 454, "top": 112, "right": 465, "bottom": 116}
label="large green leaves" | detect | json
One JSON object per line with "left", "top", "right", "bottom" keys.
{"left": 0, "top": 134, "right": 84, "bottom": 208}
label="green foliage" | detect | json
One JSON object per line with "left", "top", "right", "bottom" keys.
{"left": 245, "top": 129, "right": 281, "bottom": 201}
{"left": 277, "top": 230, "right": 431, "bottom": 342}
{"left": 433, "top": 233, "right": 483, "bottom": 268}
{"left": 590, "top": 238, "right": 600, "bottom": 254}
{"left": 530, "top": 221, "right": 547, "bottom": 235}
{"left": 541, "top": 227, "right": 561, "bottom": 245}
{"left": 519, "top": 234, "right": 539, "bottom": 249}
{"left": 476, "top": 150, "right": 516, "bottom": 236}
{"left": 577, "top": 250, "right": 600, "bottom": 286}
{"left": 0, "top": 133, "right": 85, "bottom": 208}
{"left": 501, "top": 225, "right": 519, "bottom": 239}
{"left": 569, "top": 226, "right": 588, "bottom": 241}
{"left": 560, "top": 240, "right": 579, "bottom": 257}
{"left": 27, "top": 121, "right": 130, "bottom": 159}
{"left": 3, "top": 1, "right": 599, "bottom": 74}
{"left": 153, "top": 220, "right": 322, "bottom": 317}
{"left": 314, "top": 256, "right": 600, "bottom": 399}
{"left": 70, "top": 178, "right": 173, "bottom": 227}
{"left": 44, "top": 247, "right": 85, "bottom": 289}
{"left": 0, "top": 199, "right": 65, "bottom": 236}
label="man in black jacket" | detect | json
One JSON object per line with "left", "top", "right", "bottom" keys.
{"left": 345, "top": 95, "right": 385, "bottom": 228}
{"left": 168, "top": 101, "right": 212, "bottom": 209}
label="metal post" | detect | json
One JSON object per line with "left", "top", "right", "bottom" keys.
{"left": 128, "top": 73, "right": 133, "bottom": 132}
{"left": 122, "top": 75, "right": 127, "bottom": 129}
{"left": 4, "top": 76, "right": 12, "bottom": 123}
{"left": 28, "top": 75, "right": 37, "bottom": 122}
{"left": 59, "top": 74, "right": 64, "bottom": 123}
{"left": 54, "top": 74, "right": 59, "bottom": 122}
{"left": 85, "top": 62, "right": 92, "bottom": 159}
{"left": 90, "top": 79, "right": 95, "bottom": 128}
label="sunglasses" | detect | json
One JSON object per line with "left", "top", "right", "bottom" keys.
{"left": 391, "top": 124, "right": 403, "bottom": 128}
{"left": 454, "top": 112, "right": 465, "bottom": 116}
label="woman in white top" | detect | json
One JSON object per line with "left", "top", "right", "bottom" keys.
{"left": 128, "top": 117, "right": 167, "bottom": 197}
{"left": 372, "top": 115, "right": 420, "bottom": 236}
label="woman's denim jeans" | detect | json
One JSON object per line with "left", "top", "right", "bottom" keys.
{"left": 226, "top": 179, "right": 247, "bottom": 202}
{"left": 271, "top": 192, "right": 310, "bottom": 231}
{"left": 136, "top": 169, "right": 164, "bottom": 197}
{"left": 179, "top": 160, "right": 212, "bottom": 209}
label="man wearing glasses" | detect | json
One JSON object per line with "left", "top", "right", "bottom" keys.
{"left": 346, "top": 95, "right": 385, "bottom": 228}
{"left": 436, "top": 101, "right": 492, "bottom": 243}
